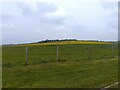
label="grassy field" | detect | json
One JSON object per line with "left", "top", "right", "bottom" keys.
{"left": 2, "top": 41, "right": 118, "bottom": 88}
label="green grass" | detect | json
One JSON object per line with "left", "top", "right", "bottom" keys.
{"left": 2, "top": 44, "right": 118, "bottom": 65}
{"left": 2, "top": 44, "right": 118, "bottom": 88}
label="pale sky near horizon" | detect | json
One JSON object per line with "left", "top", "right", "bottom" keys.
{"left": 0, "top": 0, "right": 118, "bottom": 44}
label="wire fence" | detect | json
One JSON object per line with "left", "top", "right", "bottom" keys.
{"left": 2, "top": 44, "right": 118, "bottom": 66}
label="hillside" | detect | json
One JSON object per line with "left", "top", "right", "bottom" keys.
{"left": 20, "top": 40, "right": 113, "bottom": 47}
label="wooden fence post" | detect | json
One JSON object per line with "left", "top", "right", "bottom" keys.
{"left": 88, "top": 46, "right": 91, "bottom": 62}
{"left": 112, "top": 44, "right": 114, "bottom": 58}
{"left": 25, "top": 47, "right": 29, "bottom": 65}
{"left": 56, "top": 46, "right": 59, "bottom": 63}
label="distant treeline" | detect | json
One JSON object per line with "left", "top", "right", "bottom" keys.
{"left": 36, "top": 39, "right": 117, "bottom": 43}
{"left": 37, "top": 39, "right": 113, "bottom": 43}
{"left": 38, "top": 39, "right": 77, "bottom": 43}
{"left": 2, "top": 39, "right": 117, "bottom": 46}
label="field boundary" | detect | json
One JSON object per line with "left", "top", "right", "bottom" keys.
{"left": 100, "top": 81, "right": 119, "bottom": 90}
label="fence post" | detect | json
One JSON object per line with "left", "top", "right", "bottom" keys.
{"left": 112, "top": 44, "right": 114, "bottom": 58}
{"left": 88, "top": 46, "right": 91, "bottom": 62}
{"left": 56, "top": 46, "right": 59, "bottom": 63}
{"left": 25, "top": 47, "right": 29, "bottom": 65}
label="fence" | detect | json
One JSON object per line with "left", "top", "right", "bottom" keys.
{"left": 26, "top": 44, "right": 117, "bottom": 64}
{"left": 2, "top": 44, "right": 118, "bottom": 66}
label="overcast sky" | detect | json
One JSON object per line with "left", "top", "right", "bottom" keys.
{"left": 1, "top": 0, "right": 118, "bottom": 44}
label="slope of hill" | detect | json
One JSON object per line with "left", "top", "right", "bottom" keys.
{"left": 20, "top": 40, "right": 112, "bottom": 46}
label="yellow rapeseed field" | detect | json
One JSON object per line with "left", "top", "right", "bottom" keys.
{"left": 20, "top": 41, "right": 112, "bottom": 46}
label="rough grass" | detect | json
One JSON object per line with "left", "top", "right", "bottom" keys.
{"left": 2, "top": 44, "right": 118, "bottom": 88}
{"left": 2, "top": 44, "right": 118, "bottom": 65}
{"left": 2, "top": 59, "right": 118, "bottom": 88}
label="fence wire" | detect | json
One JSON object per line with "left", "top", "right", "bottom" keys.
{"left": 2, "top": 44, "right": 118, "bottom": 66}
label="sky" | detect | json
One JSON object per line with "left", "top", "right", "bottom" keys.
{"left": 0, "top": 0, "right": 118, "bottom": 44}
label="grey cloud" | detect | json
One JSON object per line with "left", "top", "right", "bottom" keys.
{"left": 2, "top": 2, "right": 118, "bottom": 44}
{"left": 16, "top": 2, "right": 34, "bottom": 16}
{"left": 16, "top": 2, "right": 58, "bottom": 17}
{"left": 2, "top": 14, "right": 14, "bottom": 20}
{"left": 100, "top": 2, "right": 118, "bottom": 33}
{"left": 118, "top": 0, "right": 120, "bottom": 22}
{"left": 100, "top": 2, "right": 117, "bottom": 9}
{"left": 2, "top": 2, "right": 66, "bottom": 39}
{"left": 16, "top": 2, "right": 65, "bottom": 25}
{"left": 36, "top": 3, "right": 57, "bottom": 14}
{"left": 43, "top": 17, "right": 65, "bottom": 25}
{"left": 35, "top": 3, "right": 65, "bottom": 26}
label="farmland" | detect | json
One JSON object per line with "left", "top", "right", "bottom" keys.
{"left": 20, "top": 40, "right": 112, "bottom": 46}
{"left": 2, "top": 41, "right": 118, "bottom": 88}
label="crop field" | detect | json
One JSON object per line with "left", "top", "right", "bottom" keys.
{"left": 20, "top": 41, "right": 112, "bottom": 46}
{"left": 2, "top": 41, "right": 118, "bottom": 88}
